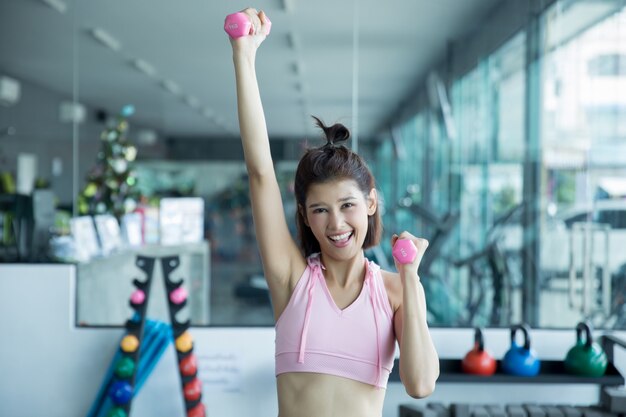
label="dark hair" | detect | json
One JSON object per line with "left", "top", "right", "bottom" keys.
{"left": 294, "top": 116, "right": 382, "bottom": 256}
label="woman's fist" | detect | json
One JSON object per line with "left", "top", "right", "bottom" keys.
{"left": 391, "top": 232, "right": 429, "bottom": 276}
{"left": 227, "top": 8, "right": 270, "bottom": 53}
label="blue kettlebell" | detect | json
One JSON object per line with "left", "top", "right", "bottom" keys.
{"left": 501, "top": 324, "right": 541, "bottom": 376}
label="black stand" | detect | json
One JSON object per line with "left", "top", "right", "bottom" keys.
{"left": 106, "top": 255, "right": 206, "bottom": 417}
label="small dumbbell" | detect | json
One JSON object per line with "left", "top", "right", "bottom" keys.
{"left": 392, "top": 238, "right": 417, "bottom": 264}
{"left": 224, "top": 12, "right": 272, "bottom": 38}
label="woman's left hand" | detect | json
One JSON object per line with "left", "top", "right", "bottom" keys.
{"left": 391, "top": 231, "right": 429, "bottom": 278}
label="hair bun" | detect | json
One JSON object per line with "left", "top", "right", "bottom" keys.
{"left": 312, "top": 116, "right": 350, "bottom": 147}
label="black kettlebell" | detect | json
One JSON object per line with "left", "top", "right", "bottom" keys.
{"left": 501, "top": 324, "right": 541, "bottom": 377}
{"left": 564, "top": 321, "right": 607, "bottom": 377}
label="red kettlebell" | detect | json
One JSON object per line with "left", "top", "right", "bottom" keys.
{"left": 462, "top": 328, "right": 497, "bottom": 376}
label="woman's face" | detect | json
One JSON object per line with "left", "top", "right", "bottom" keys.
{"left": 303, "top": 178, "right": 377, "bottom": 261}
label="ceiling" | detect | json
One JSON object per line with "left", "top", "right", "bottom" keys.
{"left": 0, "top": 0, "right": 502, "bottom": 141}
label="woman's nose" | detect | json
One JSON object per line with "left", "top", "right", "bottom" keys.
{"left": 328, "top": 210, "right": 344, "bottom": 228}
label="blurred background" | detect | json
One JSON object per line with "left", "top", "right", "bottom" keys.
{"left": 1, "top": 0, "right": 626, "bottom": 330}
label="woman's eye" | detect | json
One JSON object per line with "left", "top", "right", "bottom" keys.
{"left": 313, "top": 208, "right": 327, "bottom": 213}
{"left": 342, "top": 203, "right": 354, "bottom": 209}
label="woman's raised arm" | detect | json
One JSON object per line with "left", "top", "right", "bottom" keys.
{"left": 229, "top": 9, "right": 305, "bottom": 312}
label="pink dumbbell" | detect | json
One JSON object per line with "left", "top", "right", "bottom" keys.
{"left": 224, "top": 12, "right": 272, "bottom": 38}
{"left": 392, "top": 239, "right": 418, "bottom": 264}
{"left": 130, "top": 289, "right": 145, "bottom": 305}
{"left": 170, "top": 287, "right": 188, "bottom": 305}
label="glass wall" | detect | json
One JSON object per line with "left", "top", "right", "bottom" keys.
{"left": 376, "top": 32, "right": 527, "bottom": 327}
{"left": 539, "top": 2, "right": 626, "bottom": 329}
{"left": 373, "top": 0, "right": 626, "bottom": 330}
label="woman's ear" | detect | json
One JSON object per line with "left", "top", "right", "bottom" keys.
{"left": 298, "top": 204, "right": 309, "bottom": 227}
{"left": 367, "top": 188, "right": 378, "bottom": 216}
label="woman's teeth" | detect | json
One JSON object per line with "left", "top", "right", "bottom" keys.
{"left": 329, "top": 232, "right": 352, "bottom": 241}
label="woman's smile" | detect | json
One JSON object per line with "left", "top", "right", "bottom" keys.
{"left": 328, "top": 230, "right": 354, "bottom": 247}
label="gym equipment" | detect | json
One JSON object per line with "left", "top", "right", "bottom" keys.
{"left": 392, "top": 238, "right": 417, "bottom": 264}
{"left": 450, "top": 202, "right": 526, "bottom": 326}
{"left": 461, "top": 328, "right": 496, "bottom": 376}
{"left": 114, "top": 357, "right": 136, "bottom": 379}
{"left": 105, "top": 408, "right": 127, "bottom": 417}
{"left": 397, "top": 336, "right": 626, "bottom": 417}
{"left": 501, "top": 324, "right": 540, "bottom": 376}
{"left": 188, "top": 402, "right": 207, "bottom": 417}
{"left": 130, "top": 289, "right": 145, "bottom": 304}
{"left": 120, "top": 335, "right": 139, "bottom": 353}
{"left": 108, "top": 381, "right": 133, "bottom": 405}
{"left": 396, "top": 188, "right": 459, "bottom": 276}
{"left": 183, "top": 378, "right": 202, "bottom": 401}
{"left": 564, "top": 321, "right": 608, "bottom": 377}
{"left": 176, "top": 331, "right": 193, "bottom": 353}
{"left": 88, "top": 255, "right": 206, "bottom": 417}
{"left": 224, "top": 12, "right": 272, "bottom": 38}
{"left": 170, "top": 286, "right": 188, "bottom": 304}
{"left": 601, "top": 386, "right": 626, "bottom": 413}
{"left": 180, "top": 354, "right": 198, "bottom": 376}
{"left": 400, "top": 402, "right": 622, "bottom": 417}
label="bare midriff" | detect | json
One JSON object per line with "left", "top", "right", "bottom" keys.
{"left": 276, "top": 372, "right": 386, "bottom": 417}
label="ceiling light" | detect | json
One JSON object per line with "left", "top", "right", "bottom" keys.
{"left": 184, "top": 95, "right": 200, "bottom": 109}
{"left": 89, "top": 28, "right": 121, "bottom": 52}
{"left": 295, "top": 82, "right": 309, "bottom": 93}
{"left": 202, "top": 108, "right": 215, "bottom": 119}
{"left": 40, "top": 0, "right": 67, "bottom": 14}
{"left": 59, "top": 101, "right": 86, "bottom": 124}
{"left": 281, "top": 0, "right": 295, "bottom": 12}
{"left": 287, "top": 33, "right": 300, "bottom": 50}
{"left": 130, "top": 59, "right": 156, "bottom": 77}
{"left": 0, "top": 126, "right": 16, "bottom": 138}
{"left": 0, "top": 76, "right": 21, "bottom": 106}
{"left": 214, "top": 116, "right": 226, "bottom": 127}
{"left": 160, "top": 80, "right": 181, "bottom": 95}
{"left": 291, "top": 62, "right": 304, "bottom": 76}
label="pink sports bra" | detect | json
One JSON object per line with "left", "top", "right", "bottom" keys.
{"left": 275, "top": 254, "right": 396, "bottom": 388}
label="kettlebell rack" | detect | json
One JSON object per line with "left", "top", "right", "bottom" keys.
{"left": 390, "top": 335, "right": 625, "bottom": 392}
{"left": 102, "top": 255, "right": 206, "bottom": 417}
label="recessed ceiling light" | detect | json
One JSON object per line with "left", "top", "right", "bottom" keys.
{"left": 130, "top": 59, "right": 157, "bottom": 77}
{"left": 40, "top": 0, "right": 67, "bottom": 14}
{"left": 160, "top": 80, "right": 181, "bottom": 95}
{"left": 89, "top": 28, "right": 121, "bottom": 52}
{"left": 295, "top": 82, "right": 309, "bottom": 93}
{"left": 291, "top": 61, "right": 305, "bottom": 76}
{"left": 202, "top": 108, "right": 215, "bottom": 119}
{"left": 281, "top": 0, "right": 295, "bottom": 13}
{"left": 287, "top": 32, "right": 300, "bottom": 50}
{"left": 184, "top": 95, "right": 200, "bottom": 109}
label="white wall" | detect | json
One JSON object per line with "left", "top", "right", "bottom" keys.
{"left": 0, "top": 264, "right": 624, "bottom": 417}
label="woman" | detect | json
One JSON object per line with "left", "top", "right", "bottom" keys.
{"left": 228, "top": 8, "right": 439, "bottom": 416}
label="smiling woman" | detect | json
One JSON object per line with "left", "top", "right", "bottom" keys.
{"left": 228, "top": 7, "right": 439, "bottom": 416}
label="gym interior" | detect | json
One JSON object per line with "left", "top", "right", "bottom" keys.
{"left": 1, "top": 0, "right": 626, "bottom": 416}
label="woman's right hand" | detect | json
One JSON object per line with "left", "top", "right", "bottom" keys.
{"left": 228, "top": 8, "right": 270, "bottom": 57}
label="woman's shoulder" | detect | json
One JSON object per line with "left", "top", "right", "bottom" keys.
{"left": 379, "top": 268, "right": 402, "bottom": 312}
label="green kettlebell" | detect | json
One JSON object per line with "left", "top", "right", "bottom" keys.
{"left": 564, "top": 321, "right": 607, "bottom": 377}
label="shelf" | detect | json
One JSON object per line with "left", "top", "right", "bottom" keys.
{"left": 390, "top": 358, "right": 624, "bottom": 385}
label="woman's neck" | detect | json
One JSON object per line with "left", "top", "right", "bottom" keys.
{"left": 319, "top": 251, "right": 367, "bottom": 288}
